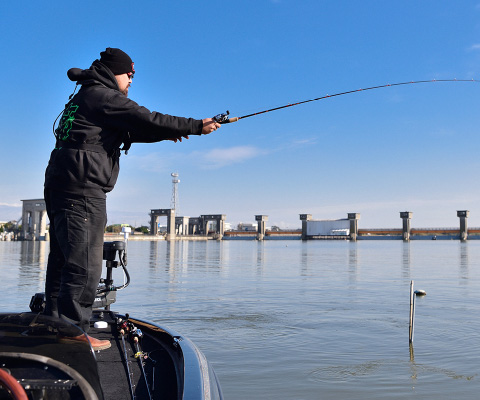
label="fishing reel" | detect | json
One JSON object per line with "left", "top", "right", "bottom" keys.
{"left": 116, "top": 314, "right": 130, "bottom": 334}
{"left": 213, "top": 110, "right": 230, "bottom": 124}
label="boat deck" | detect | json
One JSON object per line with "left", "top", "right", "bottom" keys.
{"left": 90, "top": 315, "right": 181, "bottom": 400}
{"left": 0, "top": 312, "right": 182, "bottom": 400}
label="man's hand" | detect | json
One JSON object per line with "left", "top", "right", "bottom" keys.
{"left": 169, "top": 135, "right": 189, "bottom": 143}
{"left": 202, "top": 118, "right": 221, "bottom": 135}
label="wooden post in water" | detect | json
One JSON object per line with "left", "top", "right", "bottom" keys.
{"left": 409, "top": 280, "right": 415, "bottom": 343}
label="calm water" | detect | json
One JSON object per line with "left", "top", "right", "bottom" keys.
{"left": 0, "top": 240, "right": 479, "bottom": 399}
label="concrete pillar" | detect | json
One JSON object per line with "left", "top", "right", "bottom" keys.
{"left": 39, "top": 210, "right": 47, "bottom": 240}
{"left": 35, "top": 210, "right": 43, "bottom": 239}
{"left": 457, "top": 210, "right": 469, "bottom": 241}
{"left": 175, "top": 216, "right": 189, "bottom": 236}
{"left": 150, "top": 215, "right": 158, "bottom": 235}
{"left": 300, "top": 214, "right": 312, "bottom": 240}
{"left": 22, "top": 210, "right": 30, "bottom": 239}
{"left": 255, "top": 215, "right": 268, "bottom": 240}
{"left": 166, "top": 210, "right": 176, "bottom": 241}
{"left": 348, "top": 213, "right": 360, "bottom": 241}
{"left": 400, "top": 212, "right": 413, "bottom": 241}
{"left": 218, "top": 216, "right": 225, "bottom": 238}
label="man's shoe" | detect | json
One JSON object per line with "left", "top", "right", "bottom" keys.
{"left": 58, "top": 333, "right": 111, "bottom": 351}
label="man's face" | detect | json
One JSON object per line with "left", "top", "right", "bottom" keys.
{"left": 115, "top": 73, "right": 132, "bottom": 96}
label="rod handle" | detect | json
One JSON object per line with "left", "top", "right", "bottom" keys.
{"left": 221, "top": 117, "right": 239, "bottom": 124}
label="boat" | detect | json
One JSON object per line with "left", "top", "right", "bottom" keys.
{"left": 0, "top": 237, "right": 223, "bottom": 400}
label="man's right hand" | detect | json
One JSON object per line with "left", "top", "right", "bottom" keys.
{"left": 202, "top": 118, "right": 221, "bottom": 135}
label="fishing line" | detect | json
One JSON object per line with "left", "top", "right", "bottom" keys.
{"left": 213, "top": 79, "right": 479, "bottom": 124}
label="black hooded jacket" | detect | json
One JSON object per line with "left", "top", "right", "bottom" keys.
{"left": 45, "top": 60, "right": 203, "bottom": 198}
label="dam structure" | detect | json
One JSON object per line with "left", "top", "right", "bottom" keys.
{"left": 298, "top": 210, "right": 475, "bottom": 242}
{"left": 14, "top": 199, "right": 479, "bottom": 242}
{"left": 148, "top": 208, "right": 478, "bottom": 242}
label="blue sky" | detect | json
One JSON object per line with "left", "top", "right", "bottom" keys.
{"left": 1, "top": 0, "right": 480, "bottom": 229}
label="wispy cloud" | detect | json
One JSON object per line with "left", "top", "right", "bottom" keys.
{"left": 269, "top": 136, "right": 318, "bottom": 153}
{"left": 0, "top": 202, "right": 21, "bottom": 207}
{"left": 195, "top": 146, "right": 265, "bottom": 169}
{"left": 125, "top": 145, "right": 266, "bottom": 172}
{"left": 291, "top": 138, "right": 318, "bottom": 146}
{"left": 468, "top": 43, "right": 480, "bottom": 51}
{"left": 126, "top": 137, "right": 314, "bottom": 173}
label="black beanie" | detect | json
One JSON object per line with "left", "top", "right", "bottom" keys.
{"left": 100, "top": 47, "right": 135, "bottom": 75}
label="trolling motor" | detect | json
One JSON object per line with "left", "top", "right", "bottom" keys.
{"left": 93, "top": 233, "right": 131, "bottom": 310}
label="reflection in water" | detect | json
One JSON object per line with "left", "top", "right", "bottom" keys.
{"left": 19, "top": 241, "right": 47, "bottom": 291}
{"left": 408, "top": 339, "right": 475, "bottom": 382}
{"left": 147, "top": 240, "right": 230, "bottom": 278}
{"left": 165, "top": 240, "right": 176, "bottom": 272}
{"left": 20, "top": 241, "right": 47, "bottom": 268}
{"left": 205, "top": 241, "right": 222, "bottom": 272}
{"left": 459, "top": 242, "right": 469, "bottom": 283}
{"left": 402, "top": 242, "right": 411, "bottom": 279}
{"left": 409, "top": 343, "right": 417, "bottom": 381}
{"left": 148, "top": 240, "right": 161, "bottom": 269}
{"left": 256, "top": 241, "right": 264, "bottom": 275}
{"left": 348, "top": 242, "right": 358, "bottom": 285}
{"left": 300, "top": 242, "right": 310, "bottom": 276}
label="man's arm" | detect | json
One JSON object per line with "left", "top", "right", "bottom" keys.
{"left": 102, "top": 93, "right": 220, "bottom": 143}
{"left": 173, "top": 118, "right": 221, "bottom": 142}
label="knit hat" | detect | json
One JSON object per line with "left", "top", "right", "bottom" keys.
{"left": 100, "top": 47, "right": 135, "bottom": 76}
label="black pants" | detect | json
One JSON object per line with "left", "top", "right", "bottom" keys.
{"left": 44, "top": 189, "right": 106, "bottom": 332}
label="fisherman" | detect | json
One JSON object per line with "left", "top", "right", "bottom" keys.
{"left": 44, "top": 48, "right": 221, "bottom": 350}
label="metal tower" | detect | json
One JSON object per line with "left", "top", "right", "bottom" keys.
{"left": 170, "top": 172, "right": 180, "bottom": 214}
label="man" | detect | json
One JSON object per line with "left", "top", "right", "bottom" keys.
{"left": 44, "top": 48, "right": 221, "bottom": 350}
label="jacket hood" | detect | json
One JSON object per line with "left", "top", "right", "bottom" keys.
{"left": 67, "top": 60, "right": 119, "bottom": 90}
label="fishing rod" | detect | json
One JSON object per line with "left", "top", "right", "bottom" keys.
{"left": 213, "top": 78, "right": 479, "bottom": 124}
{"left": 117, "top": 315, "right": 136, "bottom": 400}
{"left": 130, "top": 325, "right": 153, "bottom": 400}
